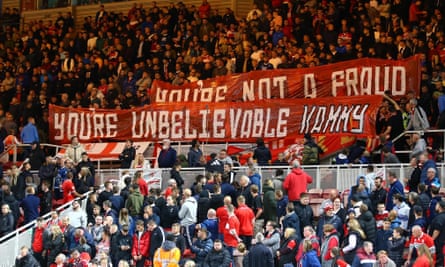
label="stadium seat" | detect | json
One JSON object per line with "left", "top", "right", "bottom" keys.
{"left": 309, "top": 198, "right": 324, "bottom": 204}
{"left": 322, "top": 188, "right": 339, "bottom": 199}
{"left": 308, "top": 188, "right": 323, "bottom": 198}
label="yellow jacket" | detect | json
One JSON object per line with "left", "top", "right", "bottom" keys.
{"left": 153, "top": 244, "right": 181, "bottom": 267}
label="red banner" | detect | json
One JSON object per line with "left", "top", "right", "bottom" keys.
{"left": 150, "top": 56, "right": 420, "bottom": 103}
{"left": 49, "top": 95, "right": 382, "bottom": 144}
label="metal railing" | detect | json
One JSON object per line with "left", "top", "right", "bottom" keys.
{"left": 0, "top": 191, "right": 92, "bottom": 266}
{"left": 391, "top": 128, "right": 445, "bottom": 159}
{"left": 95, "top": 163, "right": 444, "bottom": 193}
{"left": 1, "top": 162, "right": 444, "bottom": 264}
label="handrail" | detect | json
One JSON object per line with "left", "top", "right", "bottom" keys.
{"left": 0, "top": 190, "right": 93, "bottom": 244}
{"left": 391, "top": 128, "right": 445, "bottom": 160}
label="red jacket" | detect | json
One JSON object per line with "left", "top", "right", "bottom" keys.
{"left": 132, "top": 231, "right": 151, "bottom": 258}
{"left": 216, "top": 206, "right": 229, "bottom": 234}
{"left": 138, "top": 178, "right": 149, "bottom": 196}
{"left": 32, "top": 225, "right": 46, "bottom": 253}
{"left": 283, "top": 168, "right": 313, "bottom": 201}
{"left": 235, "top": 204, "right": 255, "bottom": 236}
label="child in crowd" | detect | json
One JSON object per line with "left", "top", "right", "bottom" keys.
{"left": 375, "top": 203, "right": 389, "bottom": 229}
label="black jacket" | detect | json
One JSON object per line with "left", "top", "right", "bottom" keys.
{"left": 0, "top": 212, "right": 14, "bottom": 236}
{"left": 253, "top": 145, "right": 272, "bottom": 166}
{"left": 198, "top": 191, "right": 211, "bottom": 223}
{"left": 170, "top": 169, "right": 184, "bottom": 187}
{"left": 76, "top": 159, "right": 95, "bottom": 178}
{"left": 387, "top": 237, "right": 405, "bottom": 266}
{"left": 38, "top": 163, "right": 56, "bottom": 187}
{"left": 203, "top": 247, "right": 231, "bottom": 267}
{"left": 160, "top": 204, "right": 179, "bottom": 229}
{"left": 15, "top": 253, "right": 40, "bottom": 267}
{"left": 370, "top": 187, "right": 387, "bottom": 214}
{"left": 149, "top": 226, "right": 165, "bottom": 258}
{"left": 46, "top": 234, "right": 65, "bottom": 264}
{"left": 294, "top": 202, "right": 313, "bottom": 234}
{"left": 358, "top": 210, "right": 377, "bottom": 243}
{"left": 114, "top": 231, "right": 133, "bottom": 261}
{"left": 278, "top": 236, "right": 298, "bottom": 267}
{"left": 29, "top": 147, "right": 46, "bottom": 170}
{"left": 40, "top": 190, "right": 52, "bottom": 215}
{"left": 119, "top": 146, "right": 136, "bottom": 168}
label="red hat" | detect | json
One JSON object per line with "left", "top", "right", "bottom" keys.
{"left": 324, "top": 204, "right": 334, "bottom": 212}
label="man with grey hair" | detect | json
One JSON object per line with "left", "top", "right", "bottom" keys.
{"left": 248, "top": 233, "right": 274, "bottom": 267}
{"left": 283, "top": 160, "right": 313, "bottom": 204}
{"left": 410, "top": 133, "right": 427, "bottom": 159}
{"left": 54, "top": 253, "right": 67, "bottom": 266}
{"left": 157, "top": 139, "right": 177, "bottom": 168}
{"left": 407, "top": 98, "right": 430, "bottom": 130}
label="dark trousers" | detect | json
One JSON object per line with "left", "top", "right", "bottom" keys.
{"left": 240, "top": 235, "right": 252, "bottom": 250}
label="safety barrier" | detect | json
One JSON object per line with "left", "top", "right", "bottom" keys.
{"left": 0, "top": 191, "right": 92, "bottom": 266}
{"left": 1, "top": 162, "right": 445, "bottom": 264}
{"left": 96, "top": 163, "right": 444, "bottom": 193}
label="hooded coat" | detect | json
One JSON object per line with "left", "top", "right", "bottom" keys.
{"left": 262, "top": 184, "right": 277, "bottom": 222}
{"left": 358, "top": 210, "right": 377, "bottom": 244}
{"left": 283, "top": 168, "right": 313, "bottom": 201}
{"left": 153, "top": 240, "right": 181, "bottom": 267}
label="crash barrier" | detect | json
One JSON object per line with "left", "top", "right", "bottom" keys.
{"left": 0, "top": 191, "right": 92, "bottom": 266}
{"left": 2, "top": 162, "right": 445, "bottom": 264}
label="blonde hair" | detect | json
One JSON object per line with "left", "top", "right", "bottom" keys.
{"left": 348, "top": 218, "right": 366, "bottom": 239}
{"left": 303, "top": 240, "right": 313, "bottom": 253}
{"left": 417, "top": 244, "right": 433, "bottom": 265}
{"left": 284, "top": 227, "right": 296, "bottom": 239}
{"left": 51, "top": 225, "right": 64, "bottom": 242}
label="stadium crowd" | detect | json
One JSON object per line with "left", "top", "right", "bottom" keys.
{"left": 0, "top": 0, "right": 445, "bottom": 266}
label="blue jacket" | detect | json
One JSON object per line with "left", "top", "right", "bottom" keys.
{"left": 282, "top": 211, "right": 301, "bottom": 242}
{"left": 249, "top": 173, "right": 261, "bottom": 189}
{"left": 188, "top": 147, "right": 203, "bottom": 167}
{"left": 109, "top": 195, "right": 125, "bottom": 212}
{"left": 248, "top": 243, "right": 274, "bottom": 267}
{"left": 386, "top": 180, "right": 404, "bottom": 211}
{"left": 20, "top": 122, "right": 39, "bottom": 144}
{"left": 276, "top": 196, "right": 288, "bottom": 219}
{"left": 201, "top": 218, "right": 218, "bottom": 242}
{"left": 375, "top": 229, "right": 393, "bottom": 252}
{"left": 191, "top": 236, "right": 213, "bottom": 264}
{"left": 20, "top": 194, "right": 40, "bottom": 224}
{"left": 158, "top": 147, "right": 177, "bottom": 168}
{"left": 421, "top": 159, "right": 437, "bottom": 184}
{"left": 301, "top": 250, "right": 321, "bottom": 267}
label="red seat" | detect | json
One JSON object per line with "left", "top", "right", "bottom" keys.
{"left": 322, "top": 188, "right": 339, "bottom": 199}
{"left": 309, "top": 198, "right": 324, "bottom": 204}
{"left": 308, "top": 188, "right": 323, "bottom": 198}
